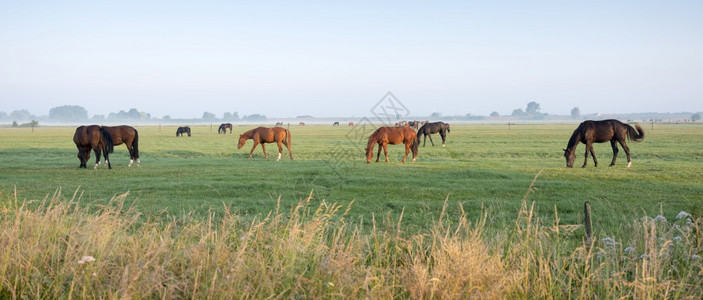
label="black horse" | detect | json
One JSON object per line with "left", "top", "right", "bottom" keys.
{"left": 416, "top": 122, "right": 450, "bottom": 147}
{"left": 564, "top": 119, "right": 645, "bottom": 168}
{"left": 176, "top": 126, "right": 191, "bottom": 137}
{"left": 218, "top": 123, "right": 233, "bottom": 134}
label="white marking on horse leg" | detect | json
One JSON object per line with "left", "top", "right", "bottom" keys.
{"left": 277, "top": 153, "right": 282, "bottom": 161}
{"left": 627, "top": 161, "right": 632, "bottom": 168}
{"left": 94, "top": 163, "right": 99, "bottom": 169}
{"left": 137, "top": 158, "right": 141, "bottom": 166}
{"left": 442, "top": 144, "right": 446, "bottom": 147}
{"left": 412, "top": 157, "right": 416, "bottom": 163}
{"left": 128, "top": 159, "right": 134, "bottom": 167}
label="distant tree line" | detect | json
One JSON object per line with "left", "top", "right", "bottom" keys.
{"left": 0, "top": 105, "right": 268, "bottom": 124}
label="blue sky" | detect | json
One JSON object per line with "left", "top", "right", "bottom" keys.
{"left": 1, "top": 1, "right": 701, "bottom": 118}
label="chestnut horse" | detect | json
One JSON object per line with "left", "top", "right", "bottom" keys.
{"left": 73, "top": 125, "right": 114, "bottom": 169}
{"left": 366, "top": 126, "right": 418, "bottom": 163}
{"left": 564, "top": 119, "right": 644, "bottom": 168}
{"left": 218, "top": 123, "right": 233, "bottom": 134}
{"left": 102, "top": 125, "right": 140, "bottom": 167}
{"left": 238, "top": 126, "right": 292, "bottom": 160}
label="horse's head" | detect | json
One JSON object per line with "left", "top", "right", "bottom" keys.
{"left": 365, "top": 147, "right": 372, "bottom": 163}
{"left": 446, "top": 123, "right": 450, "bottom": 133}
{"left": 237, "top": 135, "right": 247, "bottom": 149}
{"left": 564, "top": 148, "right": 575, "bottom": 168}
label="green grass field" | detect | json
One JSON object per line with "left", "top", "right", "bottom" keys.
{"left": 1, "top": 122, "right": 702, "bottom": 298}
{"left": 1, "top": 122, "right": 701, "bottom": 235}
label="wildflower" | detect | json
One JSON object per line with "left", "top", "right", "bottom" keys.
{"left": 653, "top": 215, "right": 667, "bottom": 222}
{"left": 676, "top": 211, "right": 692, "bottom": 219}
{"left": 77, "top": 256, "right": 96, "bottom": 264}
{"left": 601, "top": 237, "right": 617, "bottom": 247}
{"left": 673, "top": 236, "right": 683, "bottom": 243}
{"left": 692, "top": 255, "right": 701, "bottom": 260}
{"left": 640, "top": 254, "right": 649, "bottom": 259}
{"left": 624, "top": 246, "right": 635, "bottom": 253}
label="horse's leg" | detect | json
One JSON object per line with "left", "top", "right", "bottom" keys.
{"left": 383, "top": 143, "right": 389, "bottom": 162}
{"left": 423, "top": 134, "right": 427, "bottom": 147}
{"left": 249, "top": 141, "right": 259, "bottom": 159}
{"left": 376, "top": 143, "right": 382, "bottom": 162}
{"left": 127, "top": 143, "right": 135, "bottom": 167}
{"left": 276, "top": 140, "right": 283, "bottom": 161}
{"left": 428, "top": 134, "right": 435, "bottom": 146}
{"left": 401, "top": 143, "right": 410, "bottom": 163}
{"left": 440, "top": 131, "right": 446, "bottom": 147}
{"left": 93, "top": 147, "right": 101, "bottom": 169}
{"left": 582, "top": 143, "right": 589, "bottom": 168}
{"left": 261, "top": 143, "right": 268, "bottom": 159}
{"left": 609, "top": 140, "right": 619, "bottom": 166}
{"left": 589, "top": 143, "right": 598, "bottom": 167}
{"left": 619, "top": 139, "right": 632, "bottom": 168}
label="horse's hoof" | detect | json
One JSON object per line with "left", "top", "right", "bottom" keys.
{"left": 627, "top": 162, "right": 632, "bottom": 168}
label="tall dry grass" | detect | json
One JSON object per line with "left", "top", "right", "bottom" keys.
{"left": 0, "top": 186, "right": 701, "bottom": 299}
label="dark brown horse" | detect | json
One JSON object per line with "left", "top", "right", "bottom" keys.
{"left": 102, "top": 125, "right": 140, "bottom": 167}
{"left": 176, "top": 126, "right": 191, "bottom": 137}
{"left": 218, "top": 123, "right": 233, "bottom": 134}
{"left": 237, "top": 127, "right": 292, "bottom": 160}
{"left": 73, "top": 125, "right": 114, "bottom": 169}
{"left": 417, "top": 121, "right": 450, "bottom": 147}
{"left": 366, "top": 126, "right": 418, "bottom": 163}
{"left": 564, "top": 119, "right": 644, "bottom": 168}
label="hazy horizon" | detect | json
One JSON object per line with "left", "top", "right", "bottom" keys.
{"left": 2, "top": 1, "right": 702, "bottom": 119}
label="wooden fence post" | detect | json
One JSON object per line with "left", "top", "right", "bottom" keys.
{"left": 584, "top": 201, "right": 592, "bottom": 242}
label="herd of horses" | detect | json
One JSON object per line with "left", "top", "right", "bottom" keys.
{"left": 72, "top": 119, "right": 645, "bottom": 169}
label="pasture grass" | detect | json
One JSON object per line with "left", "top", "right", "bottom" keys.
{"left": 0, "top": 186, "right": 700, "bottom": 298}
{"left": 0, "top": 122, "right": 702, "bottom": 297}
{"left": 1, "top": 123, "right": 701, "bottom": 234}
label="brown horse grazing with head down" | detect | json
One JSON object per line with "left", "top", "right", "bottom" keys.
{"left": 366, "top": 126, "right": 418, "bottom": 163}
{"left": 102, "top": 125, "right": 140, "bottom": 167}
{"left": 238, "top": 127, "right": 292, "bottom": 160}
{"left": 564, "top": 119, "right": 644, "bottom": 168}
{"left": 73, "top": 125, "right": 114, "bottom": 169}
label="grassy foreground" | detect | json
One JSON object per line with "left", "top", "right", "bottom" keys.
{"left": 0, "top": 186, "right": 701, "bottom": 298}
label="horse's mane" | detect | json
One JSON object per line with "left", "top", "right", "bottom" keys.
{"left": 566, "top": 123, "right": 584, "bottom": 152}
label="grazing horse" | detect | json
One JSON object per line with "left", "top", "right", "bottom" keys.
{"left": 102, "top": 125, "right": 140, "bottom": 167}
{"left": 73, "top": 125, "right": 114, "bottom": 169}
{"left": 275, "top": 122, "right": 284, "bottom": 126}
{"left": 218, "top": 123, "right": 233, "bottom": 134}
{"left": 176, "top": 126, "right": 191, "bottom": 137}
{"left": 333, "top": 122, "right": 340, "bottom": 126}
{"left": 365, "top": 126, "right": 418, "bottom": 163}
{"left": 299, "top": 122, "right": 305, "bottom": 126}
{"left": 348, "top": 122, "right": 354, "bottom": 126}
{"left": 417, "top": 122, "right": 451, "bottom": 147}
{"left": 564, "top": 119, "right": 645, "bottom": 168}
{"left": 237, "top": 126, "right": 293, "bottom": 161}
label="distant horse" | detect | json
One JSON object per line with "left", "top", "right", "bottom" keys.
{"left": 102, "top": 125, "right": 140, "bottom": 167}
{"left": 73, "top": 125, "right": 114, "bottom": 169}
{"left": 348, "top": 122, "right": 354, "bottom": 126}
{"left": 408, "top": 121, "right": 420, "bottom": 129}
{"left": 366, "top": 126, "right": 418, "bottom": 163}
{"left": 417, "top": 122, "right": 450, "bottom": 147}
{"left": 564, "top": 119, "right": 645, "bottom": 168}
{"left": 275, "top": 122, "right": 284, "bottom": 126}
{"left": 238, "top": 126, "right": 293, "bottom": 161}
{"left": 299, "top": 122, "right": 305, "bottom": 126}
{"left": 218, "top": 123, "right": 233, "bottom": 134}
{"left": 176, "top": 126, "right": 191, "bottom": 137}
{"left": 333, "top": 122, "right": 340, "bottom": 126}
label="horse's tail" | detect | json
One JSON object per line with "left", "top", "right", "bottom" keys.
{"left": 286, "top": 129, "right": 293, "bottom": 159}
{"left": 132, "top": 129, "right": 140, "bottom": 158}
{"left": 411, "top": 134, "right": 419, "bottom": 156}
{"left": 627, "top": 123, "right": 645, "bottom": 142}
{"left": 100, "top": 127, "right": 114, "bottom": 154}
